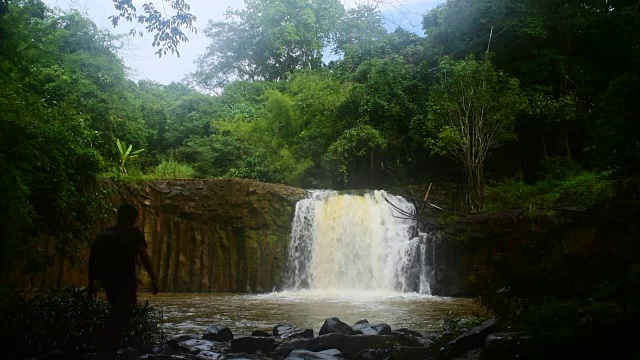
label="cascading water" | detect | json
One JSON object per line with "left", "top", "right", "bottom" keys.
{"left": 286, "top": 190, "right": 435, "bottom": 295}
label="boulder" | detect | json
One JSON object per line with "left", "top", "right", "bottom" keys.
{"left": 285, "top": 349, "right": 344, "bottom": 360}
{"left": 354, "top": 349, "right": 389, "bottom": 360}
{"left": 352, "top": 323, "right": 391, "bottom": 336}
{"left": 354, "top": 319, "right": 369, "bottom": 325}
{"left": 195, "top": 352, "right": 223, "bottom": 360}
{"left": 178, "top": 339, "right": 215, "bottom": 353}
{"left": 273, "top": 338, "right": 314, "bottom": 358}
{"left": 281, "top": 329, "right": 314, "bottom": 339}
{"left": 231, "top": 336, "right": 278, "bottom": 354}
{"left": 305, "top": 334, "right": 419, "bottom": 356}
{"left": 394, "top": 328, "right": 423, "bottom": 338}
{"left": 390, "top": 346, "right": 430, "bottom": 360}
{"left": 116, "top": 348, "right": 140, "bottom": 360}
{"left": 203, "top": 325, "right": 234, "bottom": 342}
{"left": 318, "top": 318, "right": 354, "bottom": 336}
{"left": 274, "top": 324, "right": 294, "bottom": 336}
{"left": 448, "top": 318, "right": 497, "bottom": 357}
{"left": 252, "top": 330, "right": 272, "bottom": 337}
{"left": 167, "top": 335, "right": 200, "bottom": 353}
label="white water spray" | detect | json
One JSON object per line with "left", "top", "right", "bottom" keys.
{"left": 286, "top": 190, "right": 434, "bottom": 295}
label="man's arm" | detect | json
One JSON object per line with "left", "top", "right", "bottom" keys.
{"left": 139, "top": 247, "right": 159, "bottom": 295}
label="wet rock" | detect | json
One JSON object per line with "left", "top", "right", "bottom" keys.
{"left": 355, "top": 348, "right": 389, "bottom": 360}
{"left": 204, "top": 325, "right": 234, "bottom": 342}
{"left": 352, "top": 323, "right": 391, "bottom": 336}
{"left": 285, "top": 349, "right": 344, "bottom": 360}
{"left": 251, "top": 330, "right": 272, "bottom": 337}
{"left": 167, "top": 335, "right": 200, "bottom": 352}
{"left": 231, "top": 336, "right": 278, "bottom": 354}
{"left": 390, "top": 346, "right": 430, "bottom": 360}
{"left": 273, "top": 338, "right": 314, "bottom": 358}
{"left": 189, "top": 344, "right": 214, "bottom": 354}
{"left": 281, "top": 329, "right": 314, "bottom": 339}
{"left": 448, "top": 318, "right": 497, "bottom": 357}
{"left": 179, "top": 339, "right": 215, "bottom": 353}
{"left": 305, "top": 334, "right": 418, "bottom": 356}
{"left": 394, "top": 328, "right": 423, "bottom": 338}
{"left": 354, "top": 319, "right": 369, "bottom": 325}
{"left": 454, "top": 347, "right": 483, "bottom": 360}
{"left": 274, "top": 324, "right": 294, "bottom": 336}
{"left": 319, "top": 318, "right": 355, "bottom": 336}
{"left": 116, "top": 348, "right": 140, "bottom": 360}
{"left": 195, "top": 351, "right": 223, "bottom": 360}
{"left": 484, "top": 332, "right": 525, "bottom": 346}
{"left": 141, "top": 355, "right": 199, "bottom": 360}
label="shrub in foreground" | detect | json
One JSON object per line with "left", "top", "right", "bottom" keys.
{"left": 0, "top": 287, "right": 164, "bottom": 358}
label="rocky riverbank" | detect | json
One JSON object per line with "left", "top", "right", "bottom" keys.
{"left": 76, "top": 316, "right": 504, "bottom": 360}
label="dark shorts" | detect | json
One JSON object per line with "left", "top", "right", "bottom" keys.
{"left": 103, "top": 283, "right": 137, "bottom": 328}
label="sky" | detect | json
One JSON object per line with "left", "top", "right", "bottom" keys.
{"left": 43, "top": 0, "right": 441, "bottom": 85}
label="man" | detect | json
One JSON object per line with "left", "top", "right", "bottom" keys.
{"left": 88, "top": 204, "right": 159, "bottom": 350}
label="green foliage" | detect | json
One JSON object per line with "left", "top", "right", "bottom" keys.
{"left": 152, "top": 160, "right": 196, "bottom": 179}
{"left": 116, "top": 138, "right": 145, "bottom": 176}
{"left": 484, "top": 171, "right": 615, "bottom": 211}
{"left": 325, "top": 125, "right": 386, "bottom": 185}
{"left": 0, "top": 287, "right": 164, "bottom": 358}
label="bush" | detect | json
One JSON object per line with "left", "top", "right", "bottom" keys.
{"left": 152, "top": 160, "right": 196, "bottom": 179}
{"left": 0, "top": 287, "right": 164, "bottom": 358}
{"left": 484, "top": 171, "right": 614, "bottom": 211}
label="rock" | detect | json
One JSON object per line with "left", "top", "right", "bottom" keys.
{"left": 285, "top": 349, "right": 344, "bottom": 360}
{"left": 195, "top": 351, "right": 223, "bottom": 360}
{"left": 454, "top": 347, "right": 483, "bottom": 360}
{"left": 167, "top": 335, "right": 200, "bottom": 352}
{"left": 274, "top": 324, "right": 294, "bottom": 336}
{"left": 116, "top": 348, "right": 140, "bottom": 360}
{"left": 448, "top": 318, "right": 497, "bottom": 357}
{"left": 231, "top": 336, "right": 278, "bottom": 354}
{"left": 305, "top": 334, "right": 419, "bottom": 356}
{"left": 352, "top": 323, "right": 391, "bottom": 336}
{"left": 204, "top": 325, "right": 234, "bottom": 342}
{"left": 484, "top": 332, "right": 524, "bottom": 346}
{"left": 179, "top": 339, "right": 215, "bottom": 353}
{"left": 189, "top": 344, "right": 214, "bottom": 354}
{"left": 281, "top": 329, "right": 314, "bottom": 339}
{"left": 273, "top": 338, "right": 314, "bottom": 358}
{"left": 394, "top": 328, "right": 423, "bottom": 338}
{"left": 251, "top": 330, "right": 272, "bottom": 337}
{"left": 318, "top": 318, "right": 355, "bottom": 336}
{"left": 354, "top": 319, "right": 369, "bottom": 325}
{"left": 390, "top": 346, "right": 430, "bottom": 360}
{"left": 354, "top": 349, "right": 389, "bottom": 360}
{"left": 141, "top": 355, "right": 199, "bottom": 360}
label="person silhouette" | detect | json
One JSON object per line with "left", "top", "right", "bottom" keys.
{"left": 88, "top": 204, "right": 159, "bottom": 352}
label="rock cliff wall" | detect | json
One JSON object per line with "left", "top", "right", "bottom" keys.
{"left": 116, "top": 179, "right": 305, "bottom": 292}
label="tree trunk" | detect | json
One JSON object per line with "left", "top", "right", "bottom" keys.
{"left": 465, "top": 164, "right": 484, "bottom": 212}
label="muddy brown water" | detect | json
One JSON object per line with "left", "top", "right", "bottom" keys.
{"left": 138, "top": 291, "right": 485, "bottom": 338}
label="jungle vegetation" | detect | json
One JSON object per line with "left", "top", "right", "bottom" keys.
{"left": 1, "top": 0, "right": 638, "bottom": 277}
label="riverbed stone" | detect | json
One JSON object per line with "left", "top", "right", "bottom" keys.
{"left": 273, "top": 338, "right": 314, "bottom": 358}
{"left": 319, "top": 318, "right": 355, "bottom": 336}
{"left": 231, "top": 336, "right": 278, "bottom": 354}
{"left": 281, "top": 328, "right": 314, "bottom": 339}
{"left": 394, "top": 328, "right": 423, "bottom": 338}
{"left": 116, "top": 348, "right": 140, "bottom": 360}
{"left": 274, "top": 324, "right": 294, "bottom": 336}
{"left": 354, "top": 319, "right": 369, "bottom": 325}
{"left": 204, "top": 325, "right": 234, "bottom": 342}
{"left": 305, "top": 334, "right": 419, "bottom": 356}
{"left": 179, "top": 339, "right": 215, "bottom": 353}
{"left": 285, "top": 349, "right": 344, "bottom": 360}
{"left": 352, "top": 323, "right": 391, "bottom": 336}
{"left": 252, "top": 330, "right": 272, "bottom": 337}
{"left": 195, "top": 351, "right": 223, "bottom": 360}
{"left": 448, "top": 318, "right": 497, "bottom": 357}
{"left": 390, "top": 346, "right": 430, "bottom": 360}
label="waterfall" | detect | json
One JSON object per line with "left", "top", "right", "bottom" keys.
{"left": 286, "top": 190, "right": 435, "bottom": 294}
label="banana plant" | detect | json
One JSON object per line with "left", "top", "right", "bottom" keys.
{"left": 116, "top": 138, "right": 145, "bottom": 176}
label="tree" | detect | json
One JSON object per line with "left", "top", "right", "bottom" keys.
{"left": 191, "top": 0, "right": 344, "bottom": 90}
{"left": 426, "top": 56, "right": 523, "bottom": 211}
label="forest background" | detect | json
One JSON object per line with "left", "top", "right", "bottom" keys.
{"left": 1, "top": 0, "right": 639, "bottom": 278}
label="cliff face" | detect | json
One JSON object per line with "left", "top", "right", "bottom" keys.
{"left": 116, "top": 179, "right": 306, "bottom": 292}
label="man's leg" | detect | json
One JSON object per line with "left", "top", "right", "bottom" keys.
{"left": 104, "top": 286, "right": 137, "bottom": 352}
